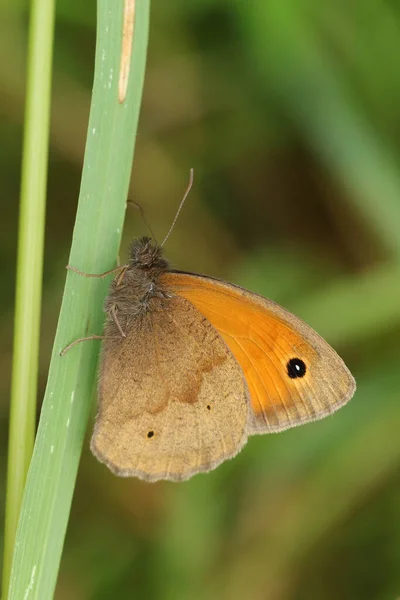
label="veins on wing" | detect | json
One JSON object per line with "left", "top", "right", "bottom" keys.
{"left": 147, "top": 309, "right": 170, "bottom": 415}
{"left": 224, "top": 332, "right": 284, "bottom": 425}
{"left": 167, "top": 305, "right": 226, "bottom": 375}
{"left": 147, "top": 299, "right": 227, "bottom": 411}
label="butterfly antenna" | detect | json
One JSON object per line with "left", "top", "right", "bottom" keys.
{"left": 127, "top": 199, "right": 158, "bottom": 245}
{"left": 160, "top": 168, "right": 194, "bottom": 248}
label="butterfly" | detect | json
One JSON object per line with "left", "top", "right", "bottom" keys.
{"left": 66, "top": 235, "right": 355, "bottom": 482}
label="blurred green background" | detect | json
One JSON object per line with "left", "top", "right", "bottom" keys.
{"left": 1, "top": 1, "right": 400, "bottom": 599}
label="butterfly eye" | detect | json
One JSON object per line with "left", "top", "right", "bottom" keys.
{"left": 287, "top": 358, "right": 307, "bottom": 379}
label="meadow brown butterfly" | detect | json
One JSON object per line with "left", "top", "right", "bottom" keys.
{"left": 65, "top": 182, "right": 356, "bottom": 482}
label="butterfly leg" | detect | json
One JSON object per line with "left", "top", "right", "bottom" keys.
{"left": 110, "top": 305, "right": 126, "bottom": 338}
{"left": 66, "top": 264, "right": 128, "bottom": 278}
{"left": 61, "top": 266, "right": 128, "bottom": 355}
{"left": 60, "top": 333, "right": 125, "bottom": 356}
{"left": 60, "top": 334, "right": 105, "bottom": 356}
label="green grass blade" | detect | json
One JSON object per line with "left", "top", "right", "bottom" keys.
{"left": 1, "top": 0, "right": 55, "bottom": 596}
{"left": 7, "top": 1, "right": 150, "bottom": 598}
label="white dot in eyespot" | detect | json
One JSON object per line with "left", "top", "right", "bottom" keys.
{"left": 287, "top": 358, "right": 307, "bottom": 379}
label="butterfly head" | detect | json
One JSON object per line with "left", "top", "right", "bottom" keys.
{"left": 128, "top": 237, "right": 169, "bottom": 275}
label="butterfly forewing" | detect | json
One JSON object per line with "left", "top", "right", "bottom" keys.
{"left": 162, "top": 272, "right": 356, "bottom": 434}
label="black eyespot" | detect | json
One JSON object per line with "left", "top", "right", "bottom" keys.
{"left": 287, "top": 358, "right": 306, "bottom": 379}
{"left": 147, "top": 431, "right": 154, "bottom": 439}
{"left": 206, "top": 405, "right": 211, "bottom": 411}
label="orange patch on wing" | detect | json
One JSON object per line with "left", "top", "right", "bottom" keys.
{"left": 161, "top": 272, "right": 319, "bottom": 430}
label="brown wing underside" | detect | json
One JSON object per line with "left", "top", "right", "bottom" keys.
{"left": 162, "top": 272, "right": 356, "bottom": 434}
{"left": 92, "top": 294, "right": 249, "bottom": 482}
